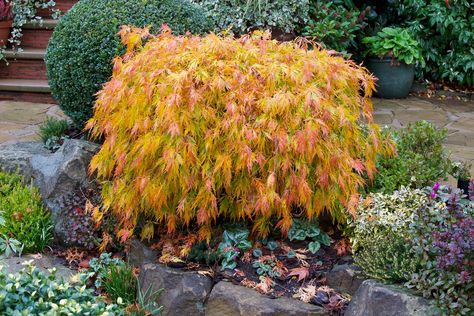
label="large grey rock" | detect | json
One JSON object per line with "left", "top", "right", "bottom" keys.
{"left": 0, "top": 139, "right": 98, "bottom": 202}
{"left": 345, "top": 280, "right": 433, "bottom": 316}
{"left": 0, "top": 139, "right": 99, "bottom": 242}
{"left": 205, "top": 281, "right": 327, "bottom": 316}
{"left": 326, "top": 264, "right": 365, "bottom": 295}
{"left": 139, "top": 263, "right": 213, "bottom": 316}
{"left": 128, "top": 239, "right": 159, "bottom": 267}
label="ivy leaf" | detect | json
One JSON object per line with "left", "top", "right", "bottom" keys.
{"left": 266, "top": 241, "right": 278, "bottom": 251}
{"left": 308, "top": 241, "right": 321, "bottom": 254}
{"left": 253, "top": 248, "right": 263, "bottom": 257}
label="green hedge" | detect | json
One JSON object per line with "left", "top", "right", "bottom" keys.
{"left": 46, "top": 0, "right": 212, "bottom": 127}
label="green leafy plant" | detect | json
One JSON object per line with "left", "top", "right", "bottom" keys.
{"left": 46, "top": 0, "right": 212, "bottom": 127}
{"left": 288, "top": 219, "right": 331, "bottom": 254}
{"left": 252, "top": 255, "right": 281, "bottom": 278}
{"left": 399, "top": 0, "right": 473, "bottom": 85}
{"left": 131, "top": 279, "right": 164, "bottom": 316}
{"left": 187, "top": 241, "right": 219, "bottom": 266}
{"left": 303, "top": 1, "right": 369, "bottom": 52}
{"left": 82, "top": 252, "right": 125, "bottom": 289}
{"left": 351, "top": 183, "right": 474, "bottom": 314}
{"left": 450, "top": 160, "right": 471, "bottom": 180}
{"left": 194, "top": 0, "right": 309, "bottom": 36}
{"left": 87, "top": 27, "right": 391, "bottom": 243}
{"left": 370, "top": 121, "right": 452, "bottom": 193}
{"left": 82, "top": 253, "right": 163, "bottom": 315}
{"left": 362, "top": 27, "right": 423, "bottom": 65}
{"left": 408, "top": 185, "right": 474, "bottom": 315}
{"left": 1, "top": 0, "right": 59, "bottom": 62}
{"left": 38, "top": 117, "right": 69, "bottom": 143}
{"left": 0, "top": 234, "right": 23, "bottom": 257}
{"left": 349, "top": 186, "right": 425, "bottom": 282}
{"left": 103, "top": 264, "right": 137, "bottom": 305}
{"left": 0, "top": 171, "right": 53, "bottom": 254}
{"left": 38, "top": 117, "right": 70, "bottom": 151}
{"left": 0, "top": 261, "right": 126, "bottom": 315}
{"left": 217, "top": 227, "right": 252, "bottom": 270}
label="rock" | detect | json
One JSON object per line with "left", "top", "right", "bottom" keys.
{"left": 205, "top": 281, "right": 327, "bottom": 316}
{"left": 128, "top": 239, "right": 159, "bottom": 267}
{"left": 0, "top": 254, "right": 74, "bottom": 281}
{"left": 345, "top": 280, "right": 433, "bottom": 316}
{"left": 0, "top": 139, "right": 99, "bottom": 244}
{"left": 139, "top": 263, "right": 213, "bottom": 316}
{"left": 326, "top": 264, "right": 365, "bottom": 295}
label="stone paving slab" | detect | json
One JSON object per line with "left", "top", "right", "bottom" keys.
{"left": 0, "top": 101, "right": 67, "bottom": 146}
{"left": 373, "top": 97, "right": 474, "bottom": 176}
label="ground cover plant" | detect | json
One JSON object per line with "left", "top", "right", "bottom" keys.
{"left": 369, "top": 121, "right": 452, "bottom": 193}
{"left": 0, "top": 260, "right": 148, "bottom": 315}
{"left": 194, "top": 0, "right": 309, "bottom": 37}
{"left": 81, "top": 252, "right": 163, "bottom": 315}
{"left": 350, "top": 184, "right": 474, "bottom": 315}
{"left": 87, "top": 26, "right": 393, "bottom": 243}
{"left": 0, "top": 171, "right": 52, "bottom": 255}
{"left": 46, "top": 0, "right": 212, "bottom": 127}
{"left": 150, "top": 220, "right": 351, "bottom": 313}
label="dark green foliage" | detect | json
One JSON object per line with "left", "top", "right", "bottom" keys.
{"left": 399, "top": 0, "right": 474, "bottom": 86}
{"left": 38, "top": 117, "right": 69, "bottom": 144}
{"left": 217, "top": 227, "right": 252, "bottom": 270}
{"left": 46, "top": 0, "right": 212, "bottom": 127}
{"left": 0, "top": 171, "right": 52, "bottom": 254}
{"left": 188, "top": 241, "right": 219, "bottom": 266}
{"left": 303, "top": 1, "right": 368, "bottom": 52}
{"left": 370, "top": 121, "right": 451, "bottom": 193}
{"left": 362, "top": 27, "right": 423, "bottom": 65}
{"left": 103, "top": 264, "right": 137, "bottom": 305}
{"left": 287, "top": 219, "right": 331, "bottom": 254}
{"left": 84, "top": 253, "right": 163, "bottom": 314}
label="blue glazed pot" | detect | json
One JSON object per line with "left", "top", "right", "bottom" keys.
{"left": 365, "top": 58, "right": 415, "bottom": 99}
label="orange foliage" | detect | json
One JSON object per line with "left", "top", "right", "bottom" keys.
{"left": 87, "top": 26, "right": 393, "bottom": 241}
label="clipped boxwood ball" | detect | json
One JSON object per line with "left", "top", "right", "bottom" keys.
{"left": 46, "top": 0, "right": 212, "bottom": 127}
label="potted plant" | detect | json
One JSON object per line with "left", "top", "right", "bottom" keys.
{"left": 451, "top": 161, "right": 472, "bottom": 195}
{"left": 0, "top": 0, "right": 12, "bottom": 47}
{"left": 362, "top": 27, "right": 423, "bottom": 98}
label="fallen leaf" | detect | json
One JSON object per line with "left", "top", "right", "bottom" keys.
{"left": 289, "top": 267, "right": 310, "bottom": 282}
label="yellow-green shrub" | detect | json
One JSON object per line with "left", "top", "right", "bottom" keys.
{"left": 87, "top": 26, "right": 392, "bottom": 241}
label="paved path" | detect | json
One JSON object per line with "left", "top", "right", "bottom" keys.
{"left": 0, "top": 101, "right": 66, "bottom": 146}
{"left": 373, "top": 97, "right": 474, "bottom": 175}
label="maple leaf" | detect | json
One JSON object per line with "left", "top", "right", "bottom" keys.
{"left": 289, "top": 267, "right": 310, "bottom": 282}
{"left": 334, "top": 239, "right": 351, "bottom": 257}
{"left": 255, "top": 276, "right": 273, "bottom": 295}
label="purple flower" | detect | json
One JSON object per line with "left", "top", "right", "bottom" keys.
{"left": 430, "top": 192, "right": 437, "bottom": 199}
{"left": 433, "top": 182, "right": 441, "bottom": 191}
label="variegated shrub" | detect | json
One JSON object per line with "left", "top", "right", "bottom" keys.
{"left": 87, "top": 26, "right": 392, "bottom": 241}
